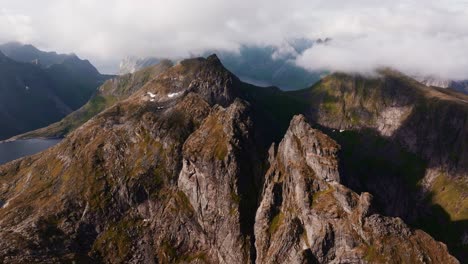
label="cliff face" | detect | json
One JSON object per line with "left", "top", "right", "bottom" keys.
{"left": 296, "top": 71, "right": 468, "bottom": 175}
{"left": 0, "top": 55, "right": 462, "bottom": 263}
{"left": 0, "top": 55, "right": 242, "bottom": 263}
{"left": 178, "top": 99, "right": 259, "bottom": 263}
{"left": 254, "top": 115, "right": 457, "bottom": 264}
{"left": 288, "top": 72, "right": 468, "bottom": 258}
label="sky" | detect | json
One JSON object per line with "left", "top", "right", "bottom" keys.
{"left": 1, "top": 0, "right": 468, "bottom": 79}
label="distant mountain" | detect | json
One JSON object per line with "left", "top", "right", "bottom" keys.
{"left": 119, "top": 56, "right": 161, "bottom": 75}
{"left": 0, "top": 42, "right": 72, "bottom": 67}
{"left": 210, "top": 43, "right": 324, "bottom": 90}
{"left": 44, "top": 55, "right": 110, "bottom": 109}
{"left": 0, "top": 43, "right": 112, "bottom": 140}
{"left": 14, "top": 60, "right": 173, "bottom": 139}
{"left": 0, "top": 51, "right": 71, "bottom": 139}
{"left": 415, "top": 76, "right": 468, "bottom": 94}
{"left": 117, "top": 39, "right": 325, "bottom": 90}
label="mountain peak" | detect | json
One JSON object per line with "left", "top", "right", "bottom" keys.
{"left": 206, "top": 53, "right": 221, "bottom": 63}
{"left": 0, "top": 42, "right": 76, "bottom": 68}
{"left": 156, "top": 54, "right": 240, "bottom": 106}
{"left": 255, "top": 114, "right": 458, "bottom": 263}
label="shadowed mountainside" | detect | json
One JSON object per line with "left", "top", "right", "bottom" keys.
{"left": 2, "top": 55, "right": 467, "bottom": 262}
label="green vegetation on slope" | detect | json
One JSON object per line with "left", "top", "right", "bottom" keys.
{"left": 12, "top": 60, "right": 173, "bottom": 139}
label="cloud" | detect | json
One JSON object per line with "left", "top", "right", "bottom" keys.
{"left": 1, "top": 0, "right": 468, "bottom": 78}
{"left": 296, "top": 34, "right": 468, "bottom": 80}
{"left": 0, "top": 9, "right": 34, "bottom": 44}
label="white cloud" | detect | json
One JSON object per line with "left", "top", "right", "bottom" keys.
{"left": 1, "top": 0, "right": 468, "bottom": 78}
{"left": 0, "top": 8, "right": 34, "bottom": 44}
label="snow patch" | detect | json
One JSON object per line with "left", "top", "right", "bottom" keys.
{"left": 168, "top": 92, "right": 182, "bottom": 98}
{"left": 339, "top": 129, "right": 345, "bottom": 133}
{"left": 147, "top": 92, "right": 156, "bottom": 98}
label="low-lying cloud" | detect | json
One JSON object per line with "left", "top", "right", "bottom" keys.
{"left": 1, "top": 0, "right": 468, "bottom": 79}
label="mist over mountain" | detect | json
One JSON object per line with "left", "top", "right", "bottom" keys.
{"left": 0, "top": 42, "right": 75, "bottom": 67}
{"left": 0, "top": 1, "right": 467, "bottom": 263}
{"left": 119, "top": 39, "right": 325, "bottom": 91}
{"left": 207, "top": 40, "right": 324, "bottom": 90}
{"left": 415, "top": 76, "right": 468, "bottom": 95}
{"left": 119, "top": 56, "right": 161, "bottom": 75}
{"left": 2, "top": 0, "right": 468, "bottom": 81}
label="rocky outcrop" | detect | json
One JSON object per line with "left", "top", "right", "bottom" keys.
{"left": 289, "top": 71, "right": 468, "bottom": 259}
{"left": 254, "top": 115, "right": 458, "bottom": 264}
{"left": 178, "top": 99, "right": 259, "bottom": 263}
{"left": 0, "top": 55, "right": 462, "bottom": 263}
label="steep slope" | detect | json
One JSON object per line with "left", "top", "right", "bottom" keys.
{"left": 0, "top": 51, "right": 72, "bottom": 139}
{"left": 12, "top": 60, "right": 173, "bottom": 139}
{"left": 119, "top": 56, "right": 162, "bottom": 75}
{"left": 255, "top": 115, "right": 457, "bottom": 263}
{"left": 0, "top": 55, "right": 458, "bottom": 263}
{"left": 288, "top": 71, "right": 468, "bottom": 258}
{"left": 0, "top": 42, "right": 72, "bottom": 67}
{"left": 210, "top": 43, "right": 323, "bottom": 90}
{"left": 44, "top": 55, "right": 110, "bottom": 109}
{"left": 178, "top": 99, "right": 260, "bottom": 263}
{"left": 0, "top": 44, "right": 112, "bottom": 140}
{"left": 10, "top": 53, "right": 468, "bottom": 258}
{"left": 0, "top": 42, "right": 112, "bottom": 110}
{"left": 0, "top": 55, "right": 251, "bottom": 263}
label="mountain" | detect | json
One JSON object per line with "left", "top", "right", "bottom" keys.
{"left": 43, "top": 55, "right": 113, "bottom": 110}
{"left": 416, "top": 76, "right": 468, "bottom": 94}
{"left": 286, "top": 71, "right": 468, "bottom": 259}
{"left": 0, "top": 51, "right": 72, "bottom": 139}
{"left": 255, "top": 115, "right": 457, "bottom": 263}
{"left": 0, "top": 55, "right": 464, "bottom": 263}
{"left": 119, "top": 56, "right": 162, "bottom": 75}
{"left": 0, "top": 42, "right": 72, "bottom": 67}
{"left": 117, "top": 40, "right": 324, "bottom": 91}
{"left": 211, "top": 44, "right": 324, "bottom": 90}
{"left": 0, "top": 42, "right": 112, "bottom": 109}
{"left": 12, "top": 60, "right": 173, "bottom": 139}
{"left": 0, "top": 43, "right": 112, "bottom": 140}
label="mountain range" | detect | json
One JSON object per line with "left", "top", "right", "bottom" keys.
{"left": 0, "top": 43, "right": 112, "bottom": 140}
{"left": 118, "top": 40, "right": 468, "bottom": 96}
{"left": 415, "top": 76, "right": 468, "bottom": 94}
{"left": 119, "top": 40, "right": 324, "bottom": 91}
{"left": 1, "top": 55, "right": 466, "bottom": 263}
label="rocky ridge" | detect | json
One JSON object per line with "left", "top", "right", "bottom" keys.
{"left": 255, "top": 115, "right": 457, "bottom": 263}
{"left": 289, "top": 71, "right": 468, "bottom": 258}
{"left": 0, "top": 55, "right": 462, "bottom": 263}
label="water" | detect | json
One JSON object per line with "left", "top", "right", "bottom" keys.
{"left": 0, "top": 139, "right": 62, "bottom": 165}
